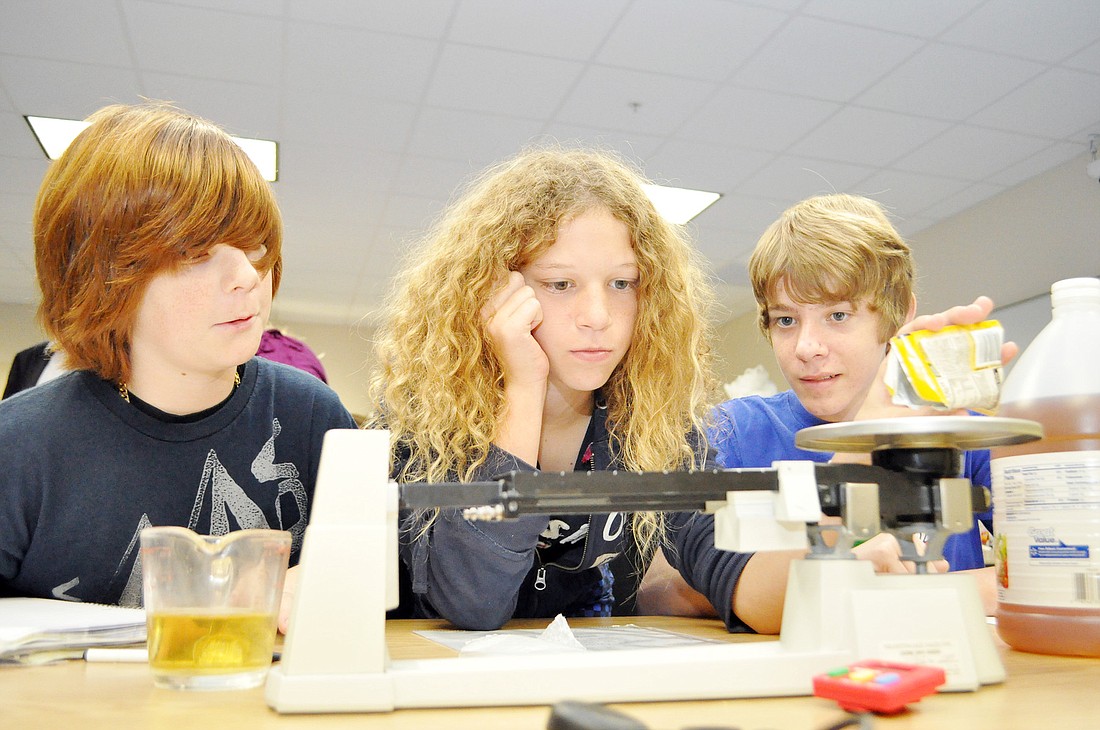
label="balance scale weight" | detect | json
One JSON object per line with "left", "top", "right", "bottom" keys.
{"left": 265, "top": 417, "right": 1040, "bottom": 714}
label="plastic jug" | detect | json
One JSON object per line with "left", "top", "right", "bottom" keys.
{"left": 991, "top": 277, "right": 1100, "bottom": 656}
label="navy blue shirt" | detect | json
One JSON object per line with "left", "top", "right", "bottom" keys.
{"left": 0, "top": 358, "right": 356, "bottom": 605}
{"left": 399, "top": 406, "right": 754, "bottom": 632}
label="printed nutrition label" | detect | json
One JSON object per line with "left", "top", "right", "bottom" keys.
{"left": 993, "top": 451, "right": 1100, "bottom": 606}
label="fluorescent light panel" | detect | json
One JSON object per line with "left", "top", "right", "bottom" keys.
{"left": 642, "top": 184, "right": 721, "bottom": 224}
{"left": 24, "top": 115, "right": 279, "bottom": 182}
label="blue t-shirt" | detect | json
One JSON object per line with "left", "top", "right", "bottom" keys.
{"left": 708, "top": 390, "right": 989, "bottom": 571}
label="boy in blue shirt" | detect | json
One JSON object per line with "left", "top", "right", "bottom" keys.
{"left": 641, "top": 194, "right": 1001, "bottom": 626}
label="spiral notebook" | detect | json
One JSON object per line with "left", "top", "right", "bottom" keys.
{"left": 0, "top": 597, "right": 146, "bottom": 664}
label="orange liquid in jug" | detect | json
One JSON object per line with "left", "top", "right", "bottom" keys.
{"left": 993, "top": 393, "right": 1100, "bottom": 657}
{"left": 996, "top": 394, "right": 1100, "bottom": 456}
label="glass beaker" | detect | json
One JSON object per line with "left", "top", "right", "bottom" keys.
{"left": 140, "top": 526, "right": 291, "bottom": 690}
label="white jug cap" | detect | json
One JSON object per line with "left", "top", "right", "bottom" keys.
{"left": 1051, "top": 277, "right": 1100, "bottom": 307}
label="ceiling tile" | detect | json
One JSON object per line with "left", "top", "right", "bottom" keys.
{"left": 0, "top": 57, "right": 141, "bottom": 118}
{"left": 1064, "top": 39, "right": 1100, "bottom": 73}
{"left": 791, "top": 107, "right": 950, "bottom": 167}
{"left": 993, "top": 141, "right": 1087, "bottom": 188}
{"left": 691, "top": 225, "right": 760, "bottom": 269}
{"left": 0, "top": 2, "right": 1097, "bottom": 327}
{"left": 854, "top": 168, "right": 973, "bottom": 214}
{"left": 557, "top": 66, "right": 717, "bottom": 135}
{"left": 917, "top": 181, "right": 1006, "bottom": 221}
{"left": 406, "top": 107, "right": 546, "bottom": 164}
{"left": 379, "top": 193, "right": 446, "bottom": 233}
{"left": 597, "top": 0, "right": 786, "bottom": 81}
{"left": 0, "top": 113, "right": 40, "bottom": 158}
{"left": 164, "top": 0, "right": 284, "bottom": 16}
{"left": 1, "top": 1, "right": 130, "bottom": 65}
{"left": 279, "top": 92, "right": 417, "bottom": 151}
{"left": 284, "top": 23, "right": 439, "bottom": 102}
{"left": 275, "top": 181, "right": 384, "bottom": 231}
{"left": 856, "top": 44, "right": 1044, "bottom": 121}
{"left": 894, "top": 124, "right": 1052, "bottom": 181}
{"left": 0, "top": 234, "right": 32, "bottom": 268}
{"left": 533, "top": 124, "right": 666, "bottom": 161}
{"left": 449, "top": 0, "right": 626, "bottom": 59}
{"left": 968, "top": 68, "right": 1100, "bottom": 139}
{"left": 892, "top": 214, "right": 936, "bottom": 240}
{"left": 941, "top": 0, "right": 1100, "bottom": 63}
{"left": 425, "top": 45, "right": 584, "bottom": 117}
{"left": 124, "top": 0, "right": 283, "bottom": 84}
{"left": 280, "top": 222, "right": 376, "bottom": 275}
{"left": 732, "top": 16, "right": 924, "bottom": 101}
{"left": 277, "top": 241, "right": 367, "bottom": 281}
{"left": 747, "top": 0, "right": 805, "bottom": 11}
{"left": 0, "top": 192, "right": 35, "bottom": 229}
{"left": 736, "top": 155, "right": 877, "bottom": 201}
{"left": 679, "top": 86, "right": 840, "bottom": 151}
{"left": 285, "top": 0, "right": 455, "bottom": 37}
{"left": 392, "top": 155, "right": 481, "bottom": 199}
{"left": 278, "top": 142, "right": 400, "bottom": 196}
{"left": 711, "top": 256, "right": 757, "bottom": 289}
{"left": 644, "top": 140, "right": 773, "bottom": 193}
{"left": 802, "top": 0, "right": 982, "bottom": 36}
{"left": 689, "top": 192, "right": 788, "bottom": 240}
{"left": 141, "top": 73, "right": 279, "bottom": 136}
{"left": 0, "top": 157, "right": 48, "bottom": 196}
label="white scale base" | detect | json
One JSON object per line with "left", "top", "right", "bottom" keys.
{"left": 265, "top": 429, "right": 1003, "bottom": 714}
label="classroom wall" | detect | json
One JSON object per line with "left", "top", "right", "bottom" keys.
{"left": 712, "top": 308, "right": 784, "bottom": 395}
{"left": 0, "top": 302, "right": 46, "bottom": 390}
{"left": 906, "top": 152, "right": 1100, "bottom": 316}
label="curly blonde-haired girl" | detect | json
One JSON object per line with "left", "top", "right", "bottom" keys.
{"left": 369, "top": 147, "right": 751, "bottom": 630}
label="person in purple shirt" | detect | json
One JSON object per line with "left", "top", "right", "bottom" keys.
{"left": 257, "top": 328, "right": 328, "bottom": 383}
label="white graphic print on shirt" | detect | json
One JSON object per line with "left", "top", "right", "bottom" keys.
{"left": 51, "top": 418, "right": 308, "bottom": 606}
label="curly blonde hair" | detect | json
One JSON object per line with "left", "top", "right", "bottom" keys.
{"left": 749, "top": 193, "right": 914, "bottom": 343}
{"left": 368, "top": 147, "right": 716, "bottom": 556}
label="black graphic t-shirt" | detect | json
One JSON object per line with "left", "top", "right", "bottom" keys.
{"left": 0, "top": 358, "right": 355, "bottom": 606}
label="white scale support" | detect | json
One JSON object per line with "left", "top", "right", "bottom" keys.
{"left": 266, "top": 417, "right": 1040, "bottom": 714}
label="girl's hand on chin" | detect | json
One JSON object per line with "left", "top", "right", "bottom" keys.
{"left": 482, "top": 271, "right": 549, "bottom": 387}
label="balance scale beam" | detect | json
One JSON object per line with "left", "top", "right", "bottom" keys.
{"left": 266, "top": 429, "right": 1004, "bottom": 714}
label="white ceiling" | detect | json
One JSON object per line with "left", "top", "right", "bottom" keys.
{"left": 1, "top": 0, "right": 1099, "bottom": 326}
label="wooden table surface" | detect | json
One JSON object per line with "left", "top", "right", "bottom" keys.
{"left": 2, "top": 616, "right": 1096, "bottom": 729}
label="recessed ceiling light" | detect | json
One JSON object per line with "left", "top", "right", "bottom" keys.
{"left": 642, "top": 183, "right": 721, "bottom": 224}
{"left": 24, "top": 115, "right": 279, "bottom": 182}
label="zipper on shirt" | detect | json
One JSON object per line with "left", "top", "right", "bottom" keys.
{"left": 534, "top": 565, "right": 547, "bottom": 591}
{"left": 533, "top": 432, "right": 599, "bottom": 589}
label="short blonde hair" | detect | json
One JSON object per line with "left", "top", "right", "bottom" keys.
{"left": 749, "top": 193, "right": 914, "bottom": 343}
{"left": 34, "top": 101, "right": 282, "bottom": 384}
